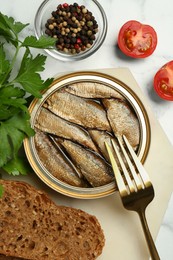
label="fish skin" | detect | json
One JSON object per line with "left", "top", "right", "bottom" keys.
{"left": 44, "top": 91, "right": 111, "bottom": 131}
{"left": 64, "top": 82, "right": 125, "bottom": 99}
{"left": 102, "top": 99, "right": 140, "bottom": 148}
{"left": 56, "top": 138, "right": 114, "bottom": 187}
{"left": 89, "top": 129, "right": 127, "bottom": 169}
{"left": 89, "top": 130, "right": 117, "bottom": 162}
{"left": 35, "top": 107, "right": 99, "bottom": 153}
{"left": 34, "top": 129, "right": 87, "bottom": 187}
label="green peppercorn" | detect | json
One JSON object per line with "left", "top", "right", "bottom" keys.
{"left": 87, "top": 30, "right": 92, "bottom": 36}
{"left": 87, "top": 21, "right": 93, "bottom": 27}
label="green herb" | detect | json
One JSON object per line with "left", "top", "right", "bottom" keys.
{"left": 0, "top": 13, "right": 56, "bottom": 176}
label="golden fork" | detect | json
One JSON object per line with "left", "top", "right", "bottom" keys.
{"left": 105, "top": 135, "right": 160, "bottom": 260}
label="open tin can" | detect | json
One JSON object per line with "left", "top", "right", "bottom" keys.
{"left": 24, "top": 71, "right": 151, "bottom": 199}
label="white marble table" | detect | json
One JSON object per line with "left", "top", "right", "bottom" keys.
{"left": 1, "top": 0, "right": 173, "bottom": 259}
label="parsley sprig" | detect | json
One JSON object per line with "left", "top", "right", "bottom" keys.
{"left": 0, "top": 13, "right": 56, "bottom": 178}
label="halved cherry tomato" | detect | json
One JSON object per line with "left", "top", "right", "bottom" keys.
{"left": 153, "top": 61, "right": 173, "bottom": 101}
{"left": 118, "top": 20, "right": 157, "bottom": 58}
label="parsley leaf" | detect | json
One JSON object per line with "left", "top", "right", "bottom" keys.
{"left": 15, "top": 52, "right": 52, "bottom": 98}
{"left": 22, "top": 35, "right": 56, "bottom": 49}
{"left": 0, "top": 105, "right": 20, "bottom": 121}
{"left": 0, "top": 13, "right": 56, "bottom": 175}
{"left": 0, "top": 13, "right": 28, "bottom": 46}
{"left": 0, "top": 85, "right": 27, "bottom": 120}
{"left": 0, "top": 112, "right": 34, "bottom": 168}
{"left": 0, "top": 86, "right": 27, "bottom": 110}
{"left": 0, "top": 43, "right": 10, "bottom": 85}
{"left": 3, "top": 155, "right": 31, "bottom": 176}
{"left": 0, "top": 14, "right": 28, "bottom": 35}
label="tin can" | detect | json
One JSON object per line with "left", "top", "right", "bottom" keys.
{"left": 24, "top": 71, "right": 150, "bottom": 199}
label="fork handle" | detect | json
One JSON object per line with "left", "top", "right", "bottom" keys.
{"left": 138, "top": 210, "right": 160, "bottom": 260}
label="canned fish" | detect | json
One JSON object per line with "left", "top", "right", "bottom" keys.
{"left": 24, "top": 71, "right": 150, "bottom": 199}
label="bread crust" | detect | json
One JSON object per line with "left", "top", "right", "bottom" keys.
{"left": 0, "top": 254, "right": 26, "bottom": 259}
{"left": 0, "top": 180, "right": 105, "bottom": 260}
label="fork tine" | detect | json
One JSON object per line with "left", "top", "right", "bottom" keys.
{"left": 105, "top": 142, "right": 128, "bottom": 196}
{"left": 122, "top": 135, "right": 152, "bottom": 188}
{"left": 111, "top": 140, "right": 135, "bottom": 193}
{"left": 115, "top": 137, "right": 143, "bottom": 190}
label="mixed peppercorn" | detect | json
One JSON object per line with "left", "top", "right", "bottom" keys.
{"left": 45, "top": 3, "right": 99, "bottom": 54}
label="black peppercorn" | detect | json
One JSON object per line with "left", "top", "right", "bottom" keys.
{"left": 90, "top": 34, "right": 96, "bottom": 40}
{"left": 45, "top": 2, "right": 99, "bottom": 55}
{"left": 71, "top": 37, "right": 77, "bottom": 44}
{"left": 45, "top": 29, "right": 52, "bottom": 36}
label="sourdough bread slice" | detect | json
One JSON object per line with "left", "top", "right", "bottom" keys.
{"left": 0, "top": 180, "right": 105, "bottom": 260}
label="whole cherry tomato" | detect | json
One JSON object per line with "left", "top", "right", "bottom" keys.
{"left": 153, "top": 61, "right": 173, "bottom": 101}
{"left": 118, "top": 20, "right": 157, "bottom": 58}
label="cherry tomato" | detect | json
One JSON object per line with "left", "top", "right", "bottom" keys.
{"left": 118, "top": 20, "right": 157, "bottom": 58}
{"left": 153, "top": 61, "right": 173, "bottom": 101}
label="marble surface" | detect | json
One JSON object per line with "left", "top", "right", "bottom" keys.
{"left": 1, "top": 0, "right": 173, "bottom": 259}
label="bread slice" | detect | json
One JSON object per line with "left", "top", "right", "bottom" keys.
{"left": 0, "top": 254, "right": 26, "bottom": 259}
{"left": 0, "top": 180, "right": 105, "bottom": 260}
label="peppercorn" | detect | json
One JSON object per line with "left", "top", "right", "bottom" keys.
{"left": 48, "top": 24, "right": 54, "bottom": 30}
{"left": 90, "top": 34, "right": 96, "bottom": 40}
{"left": 45, "top": 29, "right": 52, "bottom": 36}
{"left": 45, "top": 2, "right": 99, "bottom": 55}
{"left": 81, "top": 45, "right": 86, "bottom": 51}
{"left": 65, "top": 28, "right": 70, "bottom": 33}
{"left": 87, "top": 30, "right": 92, "bottom": 36}
{"left": 87, "top": 21, "right": 93, "bottom": 27}
{"left": 63, "top": 3, "right": 69, "bottom": 8}
{"left": 70, "top": 6, "right": 76, "bottom": 12}
{"left": 77, "top": 15, "right": 83, "bottom": 21}
{"left": 71, "top": 48, "right": 76, "bottom": 54}
{"left": 76, "top": 38, "right": 82, "bottom": 44}
{"left": 82, "top": 8, "right": 87, "bottom": 14}
{"left": 59, "top": 38, "right": 64, "bottom": 44}
{"left": 73, "top": 3, "right": 78, "bottom": 7}
{"left": 71, "top": 37, "right": 77, "bottom": 44}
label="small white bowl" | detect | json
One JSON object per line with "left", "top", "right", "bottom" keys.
{"left": 34, "top": 0, "right": 108, "bottom": 61}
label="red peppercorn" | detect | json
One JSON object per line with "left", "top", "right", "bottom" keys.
{"left": 74, "top": 43, "right": 80, "bottom": 49}
{"left": 63, "top": 3, "right": 69, "bottom": 8}
{"left": 76, "top": 38, "right": 82, "bottom": 44}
